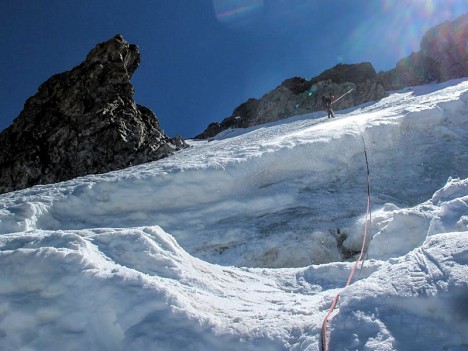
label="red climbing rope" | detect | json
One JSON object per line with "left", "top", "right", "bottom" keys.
{"left": 321, "top": 123, "right": 372, "bottom": 351}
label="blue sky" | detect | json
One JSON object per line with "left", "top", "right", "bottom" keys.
{"left": 1, "top": 0, "right": 466, "bottom": 138}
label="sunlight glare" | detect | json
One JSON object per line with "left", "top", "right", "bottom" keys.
{"left": 212, "top": 0, "right": 264, "bottom": 25}
{"left": 345, "top": 0, "right": 466, "bottom": 70}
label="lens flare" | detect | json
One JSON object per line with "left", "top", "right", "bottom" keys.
{"left": 212, "top": 0, "right": 264, "bottom": 24}
{"left": 343, "top": 0, "right": 466, "bottom": 71}
{"left": 308, "top": 85, "right": 318, "bottom": 96}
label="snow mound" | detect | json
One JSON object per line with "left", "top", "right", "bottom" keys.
{"left": 0, "top": 226, "right": 466, "bottom": 350}
{"left": 348, "top": 177, "right": 468, "bottom": 260}
{"left": 332, "top": 231, "right": 468, "bottom": 351}
{"left": 0, "top": 226, "right": 345, "bottom": 350}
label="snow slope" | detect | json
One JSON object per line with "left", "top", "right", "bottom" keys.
{"left": 0, "top": 79, "right": 467, "bottom": 350}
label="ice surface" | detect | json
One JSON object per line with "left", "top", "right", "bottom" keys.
{"left": 0, "top": 79, "right": 467, "bottom": 350}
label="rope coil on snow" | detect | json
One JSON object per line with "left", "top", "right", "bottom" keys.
{"left": 320, "top": 121, "right": 372, "bottom": 351}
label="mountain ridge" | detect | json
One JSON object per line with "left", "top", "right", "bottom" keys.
{"left": 195, "top": 13, "right": 468, "bottom": 139}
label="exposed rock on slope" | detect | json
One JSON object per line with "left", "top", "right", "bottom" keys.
{"left": 195, "top": 63, "right": 386, "bottom": 139}
{"left": 0, "top": 34, "right": 186, "bottom": 194}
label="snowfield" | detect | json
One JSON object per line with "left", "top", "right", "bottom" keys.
{"left": 0, "top": 79, "right": 467, "bottom": 350}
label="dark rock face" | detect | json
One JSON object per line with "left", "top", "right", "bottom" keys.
{"left": 311, "top": 62, "right": 378, "bottom": 85}
{"left": 379, "top": 13, "right": 468, "bottom": 90}
{"left": 0, "top": 34, "right": 186, "bottom": 194}
{"left": 195, "top": 63, "right": 386, "bottom": 139}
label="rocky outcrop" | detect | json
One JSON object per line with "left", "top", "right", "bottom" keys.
{"left": 0, "top": 34, "right": 187, "bottom": 194}
{"left": 379, "top": 13, "right": 468, "bottom": 90}
{"left": 311, "top": 62, "right": 378, "bottom": 85}
{"left": 195, "top": 63, "right": 386, "bottom": 139}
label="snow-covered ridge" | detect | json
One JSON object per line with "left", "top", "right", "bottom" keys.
{"left": 0, "top": 79, "right": 467, "bottom": 350}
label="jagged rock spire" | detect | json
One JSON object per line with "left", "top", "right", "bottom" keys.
{"left": 0, "top": 35, "right": 186, "bottom": 194}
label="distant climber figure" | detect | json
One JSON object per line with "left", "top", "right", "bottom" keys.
{"left": 322, "top": 93, "right": 335, "bottom": 118}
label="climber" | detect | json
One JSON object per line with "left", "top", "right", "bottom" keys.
{"left": 322, "top": 93, "right": 335, "bottom": 119}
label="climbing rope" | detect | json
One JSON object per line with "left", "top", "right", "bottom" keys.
{"left": 320, "top": 121, "right": 372, "bottom": 351}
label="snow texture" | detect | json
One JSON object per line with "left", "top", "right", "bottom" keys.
{"left": 0, "top": 78, "right": 467, "bottom": 350}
